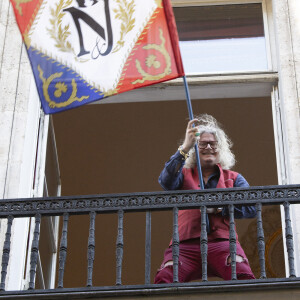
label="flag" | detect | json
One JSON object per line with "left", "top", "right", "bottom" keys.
{"left": 10, "top": 0, "right": 184, "bottom": 114}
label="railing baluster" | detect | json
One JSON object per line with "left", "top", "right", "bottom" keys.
{"left": 229, "top": 204, "right": 237, "bottom": 280}
{"left": 200, "top": 206, "right": 208, "bottom": 282}
{"left": 172, "top": 207, "right": 179, "bottom": 283}
{"left": 58, "top": 213, "right": 69, "bottom": 288}
{"left": 29, "top": 214, "right": 41, "bottom": 290}
{"left": 87, "top": 211, "right": 96, "bottom": 287}
{"left": 284, "top": 201, "right": 296, "bottom": 277}
{"left": 145, "top": 210, "right": 151, "bottom": 284}
{"left": 116, "top": 209, "right": 124, "bottom": 285}
{"left": 256, "top": 203, "right": 266, "bottom": 279}
{"left": 0, "top": 216, "right": 13, "bottom": 291}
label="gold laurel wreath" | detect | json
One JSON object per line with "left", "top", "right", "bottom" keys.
{"left": 132, "top": 28, "right": 171, "bottom": 84}
{"left": 37, "top": 65, "right": 89, "bottom": 108}
{"left": 47, "top": 0, "right": 88, "bottom": 63}
{"left": 112, "top": 0, "right": 136, "bottom": 53}
{"left": 13, "top": 0, "right": 34, "bottom": 16}
{"left": 47, "top": 0, "right": 136, "bottom": 59}
{"left": 155, "top": 0, "right": 162, "bottom": 8}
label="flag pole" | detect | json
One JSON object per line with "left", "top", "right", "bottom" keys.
{"left": 183, "top": 76, "right": 204, "bottom": 190}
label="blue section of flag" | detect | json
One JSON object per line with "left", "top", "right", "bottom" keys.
{"left": 27, "top": 47, "right": 105, "bottom": 114}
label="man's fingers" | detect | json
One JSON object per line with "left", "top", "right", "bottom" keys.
{"left": 182, "top": 119, "right": 200, "bottom": 152}
{"left": 187, "top": 128, "right": 198, "bottom": 134}
{"left": 187, "top": 119, "right": 199, "bottom": 129}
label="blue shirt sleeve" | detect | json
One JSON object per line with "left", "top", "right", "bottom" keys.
{"left": 222, "top": 174, "right": 257, "bottom": 219}
{"left": 158, "top": 151, "right": 185, "bottom": 190}
{"left": 234, "top": 173, "right": 249, "bottom": 188}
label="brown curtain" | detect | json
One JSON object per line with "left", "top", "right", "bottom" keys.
{"left": 174, "top": 4, "right": 264, "bottom": 41}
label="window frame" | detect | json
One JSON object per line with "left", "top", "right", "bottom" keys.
{"left": 171, "top": 0, "right": 275, "bottom": 75}
{"left": 23, "top": 115, "right": 61, "bottom": 290}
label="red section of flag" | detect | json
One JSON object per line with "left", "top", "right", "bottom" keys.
{"left": 162, "top": 0, "right": 185, "bottom": 76}
{"left": 10, "top": 0, "right": 43, "bottom": 35}
{"left": 117, "top": 3, "right": 184, "bottom": 94}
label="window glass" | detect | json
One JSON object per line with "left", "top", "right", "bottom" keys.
{"left": 174, "top": 4, "right": 268, "bottom": 74}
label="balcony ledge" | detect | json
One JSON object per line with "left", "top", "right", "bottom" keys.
{"left": 1, "top": 278, "right": 300, "bottom": 300}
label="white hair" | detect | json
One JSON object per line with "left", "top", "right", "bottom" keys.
{"left": 184, "top": 114, "right": 236, "bottom": 170}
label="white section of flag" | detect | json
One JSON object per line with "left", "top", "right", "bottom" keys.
{"left": 29, "top": 0, "right": 157, "bottom": 92}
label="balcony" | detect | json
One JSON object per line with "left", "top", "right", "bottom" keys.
{"left": 0, "top": 185, "right": 300, "bottom": 299}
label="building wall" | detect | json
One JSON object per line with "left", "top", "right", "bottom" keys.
{"left": 272, "top": 0, "right": 300, "bottom": 275}
{"left": 0, "top": 1, "right": 41, "bottom": 290}
{"left": 272, "top": 0, "right": 300, "bottom": 182}
{"left": 0, "top": 0, "right": 299, "bottom": 289}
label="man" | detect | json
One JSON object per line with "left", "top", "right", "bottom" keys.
{"left": 154, "top": 114, "right": 256, "bottom": 283}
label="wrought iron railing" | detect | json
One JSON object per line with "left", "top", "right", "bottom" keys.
{"left": 0, "top": 184, "right": 300, "bottom": 298}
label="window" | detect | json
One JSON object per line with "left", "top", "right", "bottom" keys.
{"left": 174, "top": 3, "right": 269, "bottom": 74}
{"left": 23, "top": 117, "right": 61, "bottom": 290}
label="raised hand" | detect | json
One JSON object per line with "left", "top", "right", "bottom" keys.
{"left": 181, "top": 119, "right": 200, "bottom": 153}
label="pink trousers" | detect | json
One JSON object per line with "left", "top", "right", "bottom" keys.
{"left": 154, "top": 239, "right": 255, "bottom": 283}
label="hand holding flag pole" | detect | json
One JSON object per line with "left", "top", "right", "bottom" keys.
{"left": 183, "top": 76, "right": 204, "bottom": 190}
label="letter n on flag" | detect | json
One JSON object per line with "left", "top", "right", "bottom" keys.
{"left": 10, "top": 0, "right": 184, "bottom": 114}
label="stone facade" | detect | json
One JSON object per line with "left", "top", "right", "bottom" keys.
{"left": 0, "top": 0, "right": 299, "bottom": 289}
{"left": 0, "top": 1, "right": 40, "bottom": 289}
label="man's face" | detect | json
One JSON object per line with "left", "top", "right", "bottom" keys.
{"left": 198, "top": 132, "right": 219, "bottom": 169}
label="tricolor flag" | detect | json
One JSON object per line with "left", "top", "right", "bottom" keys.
{"left": 10, "top": 0, "right": 184, "bottom": 114}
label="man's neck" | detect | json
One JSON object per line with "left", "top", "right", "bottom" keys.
{"left": 202, "top": 165, "right": 218, "bottom": 183}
